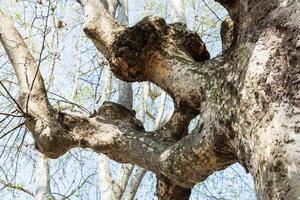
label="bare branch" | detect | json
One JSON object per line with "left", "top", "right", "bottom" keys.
{"left": 0, "top": 122, "right": 25, "bottom": 140}
{"left": 0, "top": 11, "right": 51, "bottom": 120}
{"left": 82, "top": 0, "right": 124, "bottom": 57}
{"left": 0, "top": 179, "right": 34, "bottom": 197}
{"left": 0, "top": 11, "right": 46, "bottom": 96}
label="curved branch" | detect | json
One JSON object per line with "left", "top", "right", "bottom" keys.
{"left": 27, "top": 101, "right": 236, "bottom": 188}
{"left": 81, "top": 0, "right": 124, "bottom": 58}
{"left": 0, "top": 11, "right": 52, "bottom": 120}
{"left": 0, "top": 3, "right": 237, "bottom": 191}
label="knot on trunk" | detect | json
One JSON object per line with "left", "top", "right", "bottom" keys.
{"left": 96, "top": 102, "right": 144, "bottom": 131}
{"left": 111, "top": 16, "right": 210, "bottom": 82}
{"left": 221, "top": 17, "right": 235, "bottom": 51}
{"left": 26, "top": 116, "right": 75, "bottom": 159}
{"left": 156, "top": 175, "right": 191, "bottom": 200}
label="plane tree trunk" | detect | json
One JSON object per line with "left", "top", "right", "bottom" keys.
{"left": 0, "top": 0, "right": 299, "bottom": 199}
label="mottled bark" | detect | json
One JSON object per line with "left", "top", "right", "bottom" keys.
{"left": 0, "top": 0, "right": 300, "bottom": 199}
{"left": 156, "top": 175, "right": 191, "bottom": 200}
{"left": 231, "top": 2, "right": 300, "bottom": 198}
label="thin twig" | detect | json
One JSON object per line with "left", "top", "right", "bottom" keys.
{"left": 201, "top": 0, "right": 222, "bottom": 21}
{"left": 0, "top": 179, "right": 34, "bottom": 197}
{"left": 0, "top": 122, "right": 25, "bottom": 140}
{"left": 0, "top": 81, "right": 25, "bottom": 115}
{"left": 0, "top": 112, "right": 23, "bottom": 117}
{"left": 62, "top": 173, "right": 96, "bottom": 200}
{"left": 25, "top": 1, "right": 51, "bottom": 113}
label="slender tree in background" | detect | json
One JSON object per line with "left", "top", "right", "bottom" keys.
{"left": 35, "top": 154, "right": 55, "bottom": 200}
{"left": 0, "top": 0, "right": 299, "bottom": 199}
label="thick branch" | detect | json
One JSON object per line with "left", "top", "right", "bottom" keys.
{"left": 82, "top": 8, "right": 239, "bottom": 190}
{"left": 27, "top": 102, "right": 236, "bottom": 188}
{"left": 81, "top": 0, "right": 124, "bottom": 58}
{"left": 86, "top": 16, "right": 237, "bottom": 115}
{"left": 0, "top": 11, "right": 73, "bottom": 157}
{"left": 82, "top": 2, "right": 238, "bottom": 124}
{"left": 0, "top": 3, "right": 237, "bottom": 192}
{"left": 0, "top": 11, "right": 50, "bottom": 117}
{"left": 0, "top": 12, "right": 45, "bottom": 94}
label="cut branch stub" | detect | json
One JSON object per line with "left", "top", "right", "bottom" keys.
{"left": 111, "top": 16, "right": 210, "bottom": 82}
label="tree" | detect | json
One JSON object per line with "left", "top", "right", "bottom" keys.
{"left": 0, "top": 0, "right": 299, "bottom": 199}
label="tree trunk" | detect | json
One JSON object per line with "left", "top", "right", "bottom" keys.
{"left": 97, "top": 63, "right": 115, "bottom": 199}
{"left": 216, "top": 0, "right": 300, "bottom": 199}
{"left": 122, "top": 167, "right": 146, "bottom": 200}
{"left": 120, "top": 82, "right": 148, "bottom": 200}
{"left": 233, "top": 8, "right": 300, "bottom": 200}
{"left": 109, "top": 1, "right": 138, "bottom": 199}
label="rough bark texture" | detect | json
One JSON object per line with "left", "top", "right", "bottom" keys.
{"left": 156, "top": 175, "right": 191, "bottom": 200}
{"left": 0, "top": 0, "right": 300, "bottom": 199}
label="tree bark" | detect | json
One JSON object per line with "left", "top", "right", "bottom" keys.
{"left": 0, "top": 0, "right": 299, "bottom": 199}
{"left": 156, "top": 175, "right": 191, "bottom": 200}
